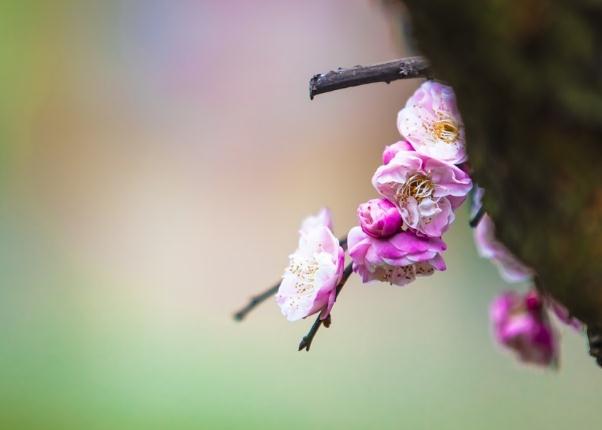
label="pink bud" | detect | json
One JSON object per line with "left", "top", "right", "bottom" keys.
{"left": 358, "top": 198, "right": 402, "bottom": 239}
{"left": 525, "top": 290, "right": 542, "bottom": 311}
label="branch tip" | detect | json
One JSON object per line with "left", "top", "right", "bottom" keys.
{"left": 309, "top": 56, "right": 430, "bottom": 99}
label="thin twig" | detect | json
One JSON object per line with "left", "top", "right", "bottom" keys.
{"left": 309, "top": 56, "right": 430, "bottom": 99}
{"left": 587, "top": 325, "right": 602, "bottom": 367}
{"left": 469, "top": 206, "right": 485, "bottom": 228}
{"left": 298, "top": 263, "right": 354, "bottom": 351}
{"left": 233, "top": 283, "right": 280, "bottom": 321}
{"left": 233, "top": 237, "right": 348, "bottom": 321}
{"left": 339, "top": 236, "right": 348, "bottom": 251}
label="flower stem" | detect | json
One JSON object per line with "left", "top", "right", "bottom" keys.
{"left": 298, "top": 263, "right": 354, "bottom": 352}
{"left": 233, "top": 237, "right": 348, "bottom": 321}
{"left": 309, "top": 56, "right": 430, "bottom": 99}
{"left": 587, "top": 325, "right": 602, "bottom": 367}
{"left": 233, "top": 282, "right": 281, "bottom": 321}
{"left": 469, "top": 206, "right": 485, "bottom": 228}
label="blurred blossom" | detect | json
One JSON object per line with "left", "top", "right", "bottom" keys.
{"left": 474, "top": 214, "right": 534, "bottom": 283}
{"left": 490, "top": 290, "right": 558, "bottom": 367}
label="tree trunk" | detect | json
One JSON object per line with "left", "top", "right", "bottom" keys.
{"left": 397, "top": 0, "right": 602, "bottom": 326}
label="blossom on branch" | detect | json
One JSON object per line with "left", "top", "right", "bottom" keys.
{"left": 276, "top": 209, "right": 345, "bottom": 322}
{"left": 397, "top": 81, "right": 466, "bottom": 165}
{"left": 348, "top": 226, "right": 446, "bottom": 287}
{"left": 372, "top": 149, "right": 472, "bottom": 237}
{"left": 357, "top": 198, "right": 402, "bottom": 239}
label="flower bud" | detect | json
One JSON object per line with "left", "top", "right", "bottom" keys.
{"left": 358, "top": 198, "right": 402, "bottom": 238}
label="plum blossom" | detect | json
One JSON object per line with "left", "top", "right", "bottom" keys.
{"left": 397, "top": 80, "right": 466, "bottom": 165}
{"left": 548, "top": 299, "right": 582, "bottom": 331}
{"left": 358, "top": 198, "right": 402, "bottom": 239}
{"left": 276, "top": 209, "right": 345, "bottom": 322}
{"left": 490, "top": 290, "right": 558, "bottom": 367}
{"left": 300, "top": 207, "right": 333, "bottom": 234}
{"left": 382, "top": 140, "right": 414, "bottom": 165}
{"left": 372, "top": 149, "right": 472, "bottom": 237}
{"left": 474, "top": 214, "right": 534, "bottom": 283}
{"left": 348, "top": 226, "right": 446, "bottom": 287}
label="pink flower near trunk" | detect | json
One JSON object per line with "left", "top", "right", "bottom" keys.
{"left": 490, "top": 290, "right": 558, "bottom": 367}
{"left": 276, "top": 209, "right": 345, "bottom": 322}
{"left": 548, "top": 299, "right": 582, "bottom": 331}
{"left": 397, "top": 81, "right": 466, "bottom": 165}
{"left": 474, "top": 214, "right": 534, "bottom": 283}
{"left": 372, "top": 149, "right": 472, "bottom": 237}
{"left": 347, "top": 226, "right": 446, "bottom": 287}
{"left": 357, "top": 198, "right": 402, "bottom": 239}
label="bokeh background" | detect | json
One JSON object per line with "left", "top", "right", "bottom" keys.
{"left": 0, "top": 1, "right": 600, "bottom": 429}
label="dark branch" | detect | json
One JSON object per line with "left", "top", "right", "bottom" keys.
{"left": 298, "top": 263, "right": 354, "bottom": 351}
{"left": 339, "top": 236, "right": 348, "bottom": 251}
{"left": 469, "top": 206, "right": 486, "bottom": 228}
{"left": 587, "top": 325, "right": 602, "bottom": 367}
{"left": 233, "top": 282, "right": 280, "bottom": 321}
{"left": 309, "top": 56, "right": 430, "bottom": 99}
{"left": 233, "top": 237, "right": 348, "bottom": 321}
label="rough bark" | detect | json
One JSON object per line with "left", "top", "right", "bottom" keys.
{"left": 396, "top": 0, "right": 602, "bottom": 327}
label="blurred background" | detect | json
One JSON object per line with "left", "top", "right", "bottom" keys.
{"left": 0, "top": 1, "right": 600, "bottom": 429}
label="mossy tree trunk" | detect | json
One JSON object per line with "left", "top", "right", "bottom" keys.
{"left": 397, "top": 0, "right": 602, "bottom": 327}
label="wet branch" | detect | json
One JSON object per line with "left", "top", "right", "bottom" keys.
{"left": 298, "top": 263, "right": 354, "bottom": 352}
{"left": 233, "top": 237, "right": 348, "bottom": 321}
{"left": 309, "top": 56, "right": 430, "bottom": 99}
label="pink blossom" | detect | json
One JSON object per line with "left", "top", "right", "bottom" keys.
{"left": 347, "top": 226, "right": 446, "bottom": 286}
{"left": 397, "top": 81, "right": 466, "bottom": 164}
{"left": 548, "top": 299, "right": 582, "bottom": 331}
{"left": 470, "top": 186, "right": 486, "bottom": 219}
{"left": 300, "top": 207, "right": 333, "bottom": 234}
{"left": 276, "top": 210, "right": 345, "bottom": 322}
{"left": 358, "top": 198, "right": 402, "bottom": 239}
{"left": 474, "top": 214, "right": 534, "bottom": 283}
{"left": 382, "top": 140, "right": 414, "bottom": 165}
{"left": 372, "top": 149, "right": 472, "bottom": 237}
{"left": 490, "top": 290, "right": 558, "bottom": 367}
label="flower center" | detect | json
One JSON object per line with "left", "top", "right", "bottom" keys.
{"left": 433, "top": 119, "right": 459, "bottom": 144}
{"left": 288, "top": 256, "right": 319, "bottom": 297}
{"left": 397, "top": 173, "right": 434, "bottom": 204}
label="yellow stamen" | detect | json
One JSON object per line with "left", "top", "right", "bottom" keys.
{"left": 433, "top": 119, "right": 459, "bottom": 144}
{"left": 397, "top": 173, "right": 434, "bottom": 204}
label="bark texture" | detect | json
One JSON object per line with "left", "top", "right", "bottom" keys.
{"left": 397, "top": 0, "right": 602, "bottom": 326}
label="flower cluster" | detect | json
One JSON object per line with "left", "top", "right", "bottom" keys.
{"left": 267, "top": 80, "right": 582, "bottom": 368}
{"left": 350, "top": 81, "right": 471, "bottom": 285}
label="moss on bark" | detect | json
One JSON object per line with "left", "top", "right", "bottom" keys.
{"left": 399, "top": 0, "right": 602, "bottom": 325}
